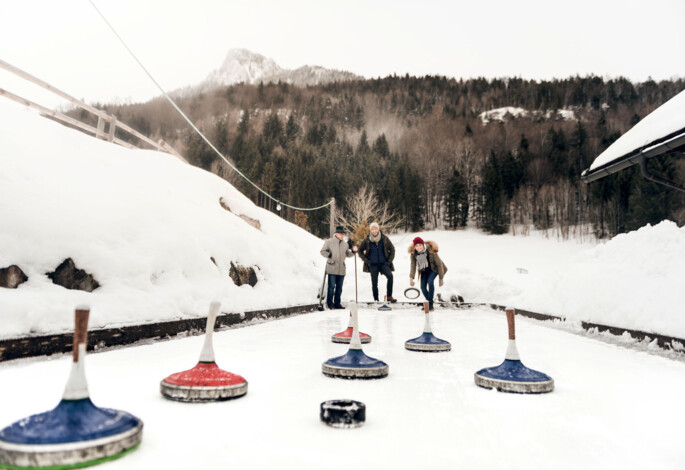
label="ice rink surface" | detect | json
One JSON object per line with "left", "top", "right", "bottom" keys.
{"left": 1, "top": 306, "right": 684, "bottom": 469}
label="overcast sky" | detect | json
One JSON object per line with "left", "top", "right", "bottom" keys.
{"left": 1, "top": 0, "right": 684, "bottom": 109}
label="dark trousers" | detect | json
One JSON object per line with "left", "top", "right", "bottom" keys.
{"left": 327, "top": 274, "right": 344, "bottom": 308}
{"left": 420, "top": 270, "right": 438, "bottom": 309}
{"left": 369, "top": 263, "right": 393, "bottom": 301}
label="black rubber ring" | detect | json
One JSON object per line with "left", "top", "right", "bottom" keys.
{"left": 404, "top": 287, "right": 420, "bottom": 299}
{"left": 320, "top": 399, "right": 366, "bottom": 428}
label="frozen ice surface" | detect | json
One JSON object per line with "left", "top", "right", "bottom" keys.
{"left": 1, "top": 306, "right": 684, "bottom": 469}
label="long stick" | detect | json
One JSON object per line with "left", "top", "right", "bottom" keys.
{"left": 354, "top": 252, "right": 358, "bottom": 304}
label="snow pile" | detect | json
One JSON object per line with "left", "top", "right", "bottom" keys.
{"left": 0, "top": 100, "right": 324, "bottom": 339}
{"left": 510, "top": 221, "right": 685, "bottom": 338}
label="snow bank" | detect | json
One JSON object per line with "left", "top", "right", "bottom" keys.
{"left": 0, "top": 101, "right": 324, "bottom": 339}
{"left": 511, "top": 221, "right": 685, "bottom": 338}
{"left": 387, "top": 224, "right": 684, "bottom": 339}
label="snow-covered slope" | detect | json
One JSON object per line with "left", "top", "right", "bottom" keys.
{"left": 0, "top": 100, "right": 324, "bottom": 339}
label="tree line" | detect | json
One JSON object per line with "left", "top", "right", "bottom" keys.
{"left": 72, "top": 74, "right": 685, "bottom": 238}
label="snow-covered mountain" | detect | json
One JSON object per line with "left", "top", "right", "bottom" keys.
{"left": 201, "top": 48, "right": 360, "bottom": 89}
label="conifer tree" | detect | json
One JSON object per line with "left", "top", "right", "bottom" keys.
{"left": 262, "top": 114, "right": 283, "bottom": 149}
{"left": 626, "top": 157, "right": 679, "bottom": 230}
{"left": 285, "top": 114, "right": 300, "bottom": 144}
{"left": 231, "top": 110, "right": 250, "bottom": 166}
{"left": 478, "top": 152, "right": 510, "bottom": 234}
{"left": 445, "top": 169, "right": 468, "bottom": 228}
{"left": 373, "top": 134, "right": 390, "bottom": 158}
{"left": 357, "top": 130, "right": 370, "bottom": 154}
{"left": 214, "top": 116, "right": 229, "bottom": 155}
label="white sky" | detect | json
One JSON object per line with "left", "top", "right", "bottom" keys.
{"left": 1, "top": 0, "right": 684, "bottom": 108}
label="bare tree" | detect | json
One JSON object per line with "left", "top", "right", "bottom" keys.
{"left": 336, "top": 184, "right": 403, "bottom": 243}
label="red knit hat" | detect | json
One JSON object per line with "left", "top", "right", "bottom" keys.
{"left": 412, "top": 237, "right": 424, "bottom": 246}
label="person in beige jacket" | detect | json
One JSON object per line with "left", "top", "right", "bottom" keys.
{"left": 408, "top": 236, "right": 447, "bottom": 311}
{"left": 320, "top": 226, "right": 357, "bottom": 309}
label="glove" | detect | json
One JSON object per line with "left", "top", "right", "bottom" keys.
{"left": 409, "top": 278, "right": 415, "bottom": 287}
{"left": 347, "top": 239, "right": 354, "bottom": 249}
{"left": 439, "top": 279, "right": 444, "bottom": 287}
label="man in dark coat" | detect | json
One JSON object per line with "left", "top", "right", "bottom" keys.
{"left": 358, "top": 222, "right": 396, "bottom": 303}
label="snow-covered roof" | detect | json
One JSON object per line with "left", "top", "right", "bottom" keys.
{"left": 581, "top": 89, "right": 685, "bottom": 182}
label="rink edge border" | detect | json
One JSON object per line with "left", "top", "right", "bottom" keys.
{"left": 0, "top": 304, "right": 318, "bottom": 363}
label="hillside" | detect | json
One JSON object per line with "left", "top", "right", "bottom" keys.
{"left": 0, "top": 100, "right": 323, "bottom": 339}
{"left": 83, "top": 71, "right": 685, "bottom": 240}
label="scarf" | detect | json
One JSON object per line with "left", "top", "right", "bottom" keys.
{"left": 415, "top": 250, "right": 429, "bottom": 272}
{"left": 369, "top": 231, "right": 381, "bottom": 243}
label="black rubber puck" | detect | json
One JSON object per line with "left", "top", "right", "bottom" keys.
{"left": 320, "top": 399, "right": 366, "bottom": 428}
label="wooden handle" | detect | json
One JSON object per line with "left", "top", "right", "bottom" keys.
{"left": 423, "top": 301, "right": 430, "bottom": 314}
{"left": 506, "top": 308, "right": 516, "bottom": 340}
{"left": 73, "top": 306, "right": 90, "bottom": 362}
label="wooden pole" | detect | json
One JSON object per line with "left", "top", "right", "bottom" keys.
{"left": 96, "top": 116, "right": 106, "bottom": 140}
{"left": 107, "top": 115, "right": 117, "bottom": 142}
{"left": 506, "top": 308, "right": 516, "bottom": 340}
{"left": 354, "top": 252, "right": 358, "bottom": 304}
{"left": 73, "top": 307, "right": 90, "bottom": 362}
{"left": 329, "top": 198, "right": 335, "bottom": 237}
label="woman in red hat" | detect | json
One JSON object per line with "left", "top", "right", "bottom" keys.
{"left": 408, "top": 237, "right": 447, "bottom": 311}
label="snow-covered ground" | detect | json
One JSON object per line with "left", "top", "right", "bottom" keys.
{"left": 421, "top": 221, "right": 685, "bottom": 339}
{"left": 1, "top": 306, "right": 683, "bottom": 469}
{"left": 2, "top": 99, "right": 685, "bottom": 342}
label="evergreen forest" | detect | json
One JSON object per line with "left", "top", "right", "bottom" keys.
{"left": 73, "top": 75, "right": 685, "bottom": 238}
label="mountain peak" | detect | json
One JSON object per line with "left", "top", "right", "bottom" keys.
{"left": 209, "top": 49, "right": 282, "bottom": 85}
{"left": 202, "top": 48, "right": 360, "bottom": 88}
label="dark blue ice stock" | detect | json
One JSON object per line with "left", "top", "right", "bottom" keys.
{"left": 406, "top": 332, "right": 450, "bottom": 346}
{"left": 323, "top": 348, "right": 387, "bottom": 369}
{"left": 475, "top": 359, "right": 551, "bottom": 383}
{"left": 0, "top": 398, "right": 141, "bottom": 445}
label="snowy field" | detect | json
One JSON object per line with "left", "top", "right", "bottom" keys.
{"left": 1, "top": 306, "right": 684, "bottom": 469}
